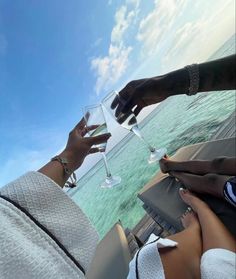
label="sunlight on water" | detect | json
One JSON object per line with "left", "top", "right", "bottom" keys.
{"left": 72, "top": 35, "right": 236, "bottom": 239}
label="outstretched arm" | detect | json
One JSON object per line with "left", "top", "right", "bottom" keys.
{"left": 113, "top": 54, "right": 236, "bottom": 118}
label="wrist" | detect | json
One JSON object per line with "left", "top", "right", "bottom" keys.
{"left": 164, "top": 68, "right": 189, "bottom": 96}
{"left": 59, "top": 149, "right": 81, "bottom": 172}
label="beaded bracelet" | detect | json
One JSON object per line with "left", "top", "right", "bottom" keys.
{"left": 185, "top": 64, "right": 199, "bottom": 95}
{"left": 51, "top": 156, "right": 78, "bottom": 188}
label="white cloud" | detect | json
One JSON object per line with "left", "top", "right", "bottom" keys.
{"left": 91, "top": 0, "right": 140, "bottom": 95}
{"left": 92, "top": 0, "right": 235, "bottom": 96}
{"left": 124, "top": 0, "right": 235, "bottom": 81}
{"left": 0, "top": 137, "right": 67, "bottom": 187}
{"left": 0, "top": 149, "right": 48, "bottom": 187}
{"left": 111, "top": 6, "right": 128, "bottom": 43}
{"left": 92, "top": 37, "right": 103, "bottom": 48}
{"left": 162, "top": 0, "right": 235, "bottom": 70}
{"left": 164, "top": 20, "right": 206, "bottom": 62}
{"left": 126, "top": 0, "right": 139, "bottom": 5}
{"left": 136, "top": 0, "right": 186, "bottom": 56}
{"left": 91, "top": 44, "right": 132, "bottom": 95}
{"left": 0, "top": 124, "right": 69, "bottom": 187}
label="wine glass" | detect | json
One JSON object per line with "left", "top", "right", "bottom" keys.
{"left": 84, "top": 104, "right": 121, "bottom": 188}
{"left": 102, "top": 91, "right": 167, "bottom": 163}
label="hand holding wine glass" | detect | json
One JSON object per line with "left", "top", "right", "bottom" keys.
{"left": 102, "top": 91, "right": 167, "bottom": 163}
{"left": 60, "top": 117, "right": 111, "bottom": 171}
{"left": 112, "top": 76, "right": 172, "bottom": 119}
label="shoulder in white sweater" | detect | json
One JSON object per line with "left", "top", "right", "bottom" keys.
{"left": 0, "top": 171, "right": 98, "bottom": 279}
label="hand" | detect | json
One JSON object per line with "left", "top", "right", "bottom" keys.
{"left": 59, "top": 117, "right": 111, "bottom": 171}
{"left": 111, "top": 75, "right": 170, "bottom": 121}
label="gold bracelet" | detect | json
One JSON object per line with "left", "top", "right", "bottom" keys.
{"left": 51, "top": 156, "right": 78, "bottom": 188}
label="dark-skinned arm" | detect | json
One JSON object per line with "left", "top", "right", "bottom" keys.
{"left": 114, "top": 54, "right": 236, "bottom": 118}
{"left": 166, "top": 54, "right": 236, "bottom": 95}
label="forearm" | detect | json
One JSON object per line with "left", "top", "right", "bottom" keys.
{"left": 167, "top": 157, "right": 236, "bottom": 175}
{"left": 164, "top": 54, "right": 236, "bottom": 96}
{"left": 167, "top": 160, "right": 213, "bottom": 175}
{"left": 198, "top": 54, "right": 236, "bottom": 92}
{"left": 38, "top": 150, "right": 76, "bottom": 188}
{"left": 38, "top": 161, "right": 70, "bottom": 188}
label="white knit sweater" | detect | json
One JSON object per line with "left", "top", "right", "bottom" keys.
{"left": 0, "top": 172, "right": 99, "bottom": 279}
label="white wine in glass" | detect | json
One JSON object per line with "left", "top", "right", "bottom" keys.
{"left": 102, "top": 91, "right": 167, "bottom": 163}
{"left": 84, "top": 104, "right": 121, "bottom": 188}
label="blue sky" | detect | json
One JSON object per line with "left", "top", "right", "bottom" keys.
{"left": 0, "top": 0, "right": 235, "bottom": 186}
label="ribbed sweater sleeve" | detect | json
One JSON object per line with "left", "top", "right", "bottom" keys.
{"left": 0, "top": 171, "right": 98, "bottom": 275}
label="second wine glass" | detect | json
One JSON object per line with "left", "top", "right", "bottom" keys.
{"left": 84, "top": 104, "right": 121, "bottom": 188}
{"left": 102, "top": 91, "right": 167, "bottom": 163}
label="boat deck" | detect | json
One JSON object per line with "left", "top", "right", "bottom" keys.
{"left": 125, "top": 110, "right": 236, "bottom": 256}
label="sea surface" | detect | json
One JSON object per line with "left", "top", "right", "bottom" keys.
{"left": 71, "top": 34, "right": 236, "bottom": 239}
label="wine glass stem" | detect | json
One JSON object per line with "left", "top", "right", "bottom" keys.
{"left": 131, "top": 126, "right": 155, "bottom": 153}
{"left": 101, "top": 152, "right": 112, "bottom": 177}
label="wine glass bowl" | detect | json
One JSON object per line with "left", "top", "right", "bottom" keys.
{"left": 84, "top": 106, "right": 108, "bottom": 152}
{"left": 102, "top": 91, "right": 167, "bottom": 163}
{"left": 102, "top": 91, "right": 138, "bottom": 130}
{"left": 83, "top": 104, "right": 121, "bottom": 188}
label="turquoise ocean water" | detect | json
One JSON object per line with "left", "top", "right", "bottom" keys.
{"left": 71, "top": 34, "right": 236, "bottom": 239}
